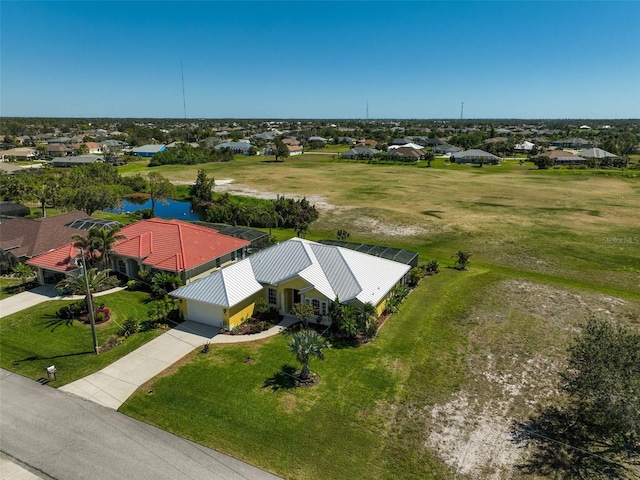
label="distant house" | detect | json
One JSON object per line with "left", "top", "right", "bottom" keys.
{"left": 433, "top": 144, "right": 463, "bottom": 155}
{"left": 27, "top": 218, "right": 251, "bottom": 285}
{"left": 514, "top": 141, "right": 535, "bottom": 152}
{"left": 390, "top": 137, "right": 413, "bottom": 146}
{"left": 342, "top": 146, "right": 380, "bottom": 159}
{"left": 551, "top": 138, "right": 594, "bottom": 149}
{"left": 282, "top": 137, "right": 301, "bottom": 147}
{"left": 308, "top": 136, "right": 327, "bottom": 144}
{"left": 388, "top": 142, "right": 424, "bottom": 151}
{"left": 579, "top": 148, "right": 620, "bottom": 160}
{"left": 451, "top": 149, "right": 501, "bottom": 165}
{"left": 101, "top": 139, "right": 127, "bottom": 150}
{"left": 389, "top": 147, "right": 423, "bottom": 161}
{"left": 46, "top": 144, "right": 72, "bottom": 157}
{"left": 128, "top": 144, "right": 167, "bottom": 157}
{"left": 52, "top": 155, "right": 105, "bottom": 167}
{"left": 1, "top": 211, "right": 87, "bottom": 274}
{"left": 215, "top": 141, "right": 253, "bottom": 155}
{"left": 288, "top": 145, "right": 303, "bottom": 156}
{"left": 357, "top": 139, "right": 378, "bottom": 148}
{"left": 539, "top": 150, "right": 587, "bottom": 164}
{"left": 0, "top": 147, "right": 37, "bottom": 161}
{"left": 170, "top": 237, "right": 410, "bottom": 329}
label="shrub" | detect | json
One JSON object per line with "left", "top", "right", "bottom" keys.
{"left": 425, "top": 259, "right": 440, "bottom": 275}
{"left": 126, "top": 279, "right": 139, "bottom": 290}
{"left": 408, "top": 267, "right": 424, "bottom": 286}
{"left": 118, "top": 317, "right": 140, "bottom": 338}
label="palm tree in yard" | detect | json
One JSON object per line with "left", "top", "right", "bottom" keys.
{"left": 288, "top": 329, "right": 330, "bottom": 381}
{"left": 56, "top": 267, "right": 119, "bottom": 305}
{"left": 72, "top": 227, "right": 125, "bottom": 268}
{"left": 88, "top": 226, "right": 125, "bottom": 267}
{"left": 452, "top": 250, "right": 472, "bottom": 270}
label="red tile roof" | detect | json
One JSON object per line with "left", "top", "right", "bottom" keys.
{"left": 27, "top": 218, "right": 250, "bottom": 274}
{"left": 26, "top": 243, "right": 80, "bottom": 273}
{"left": 114, "top": 219, "right": 249, "bottom": 271}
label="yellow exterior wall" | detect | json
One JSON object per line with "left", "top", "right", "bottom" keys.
{"left": 180, "top": 299, "right": 188, "bottom": 317}
{"left": 375, "top": 298, "right": 387, "bottom": 316}
{"left": 226, "top": 294, "right": 259, "bottom": 328}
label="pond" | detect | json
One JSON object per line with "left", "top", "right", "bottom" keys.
{"left": 110, "top": 197, "right": 205, "bottom": 221}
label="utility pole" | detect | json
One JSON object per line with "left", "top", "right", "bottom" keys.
{"left": 79, "top": 253, "right": 99, "bottom": 354}
{"left": 460, "top": 102, "right": 464, "bottom": 120}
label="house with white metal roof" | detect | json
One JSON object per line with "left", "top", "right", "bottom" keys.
{"left": 170, "top": 238, "right": 411, "bottom": 329}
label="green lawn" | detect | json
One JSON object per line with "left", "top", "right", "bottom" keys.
{"left": 0, "top": 290, "right": 162, "bottom": 386}
{"left": 121, "top": 269, "right": 482, "bottom": 480}
{"left": 0, "top": 277, "right": 23, "bottom": 300}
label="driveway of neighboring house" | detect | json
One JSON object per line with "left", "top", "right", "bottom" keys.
{"left": 0, "top": 285, "right": 124, "bottom": 318}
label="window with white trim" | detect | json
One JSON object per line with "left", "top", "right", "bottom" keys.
{"left": 311, "top": 299, "right": 320, "bottom": 315}
{"left": 268, "top": 288, "right": 277, "bottom": 306}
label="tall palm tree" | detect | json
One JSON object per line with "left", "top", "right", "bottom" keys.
{"left": 88, "top": 226, "right": 125, "bottom": 267}
{"left": 72, "top": 232, "right": 96, "bottom": 266}
{"left": 72, "top": 227, "right": 125, "bottom": 268}
{"left": 288, "top": 329, "right": 329, "bottom": 381}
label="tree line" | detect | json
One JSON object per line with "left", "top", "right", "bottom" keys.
{"left": 148, "top": 143, "right": 234, "bottom": 166}
{"left": 0, "top": 163, "right": 175, "bottom": 216}
{"left": 190, "top": 170, "right": 319, "bottom": 235}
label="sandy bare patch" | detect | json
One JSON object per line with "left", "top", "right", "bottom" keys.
{"left": 424, "top": 280, "right": 639, "bottom": 479}
{"left": 214, "top": 181, "right": 348, "bottom": 214}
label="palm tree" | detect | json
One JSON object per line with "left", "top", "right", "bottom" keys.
{"left": 288, "top": 329, "right": 329, "bottom": 381}
{"left": 56, "top": 267, "right": 119, "bottom": 297}
{"left": 358, "top": 303, "right": 379, "bottom": 341}
{"left": 87, "top": 226, "right": 125, "bottom": 267}
{"left": 72, "top": 232, "right": 96, "bottom": 266}
{"left": 451, "top": 251, "right": 472, "bottom": 270}
{"left": 150, "top": 272, "right": 184, "bottom": 298}
{"left": 56, "top": 267, "right": 119, "bottom": 311}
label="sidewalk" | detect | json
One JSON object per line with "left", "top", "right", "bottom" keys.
{"left": 61, "top": 316, "right": 299, "bottom": 410}
{"left": 0, "top": 285, "right": 124, "bottom": 318}
{"left": 0, "top": 456, "right": 43, "bottom": 480}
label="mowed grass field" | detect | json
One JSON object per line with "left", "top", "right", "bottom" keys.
{"left": 118, "top": 153, "right": 640, "bottom": 479}
{"left": 121, "top": 153, "right": 640, "bottom": 296}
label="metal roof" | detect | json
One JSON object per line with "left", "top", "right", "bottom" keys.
{"left": 171, "top": 260, "right": 262, "bottom": 307}
{"left": 248, "top": 240, "right": 313, "bottom": 285}
{"left": 308, "top": 243, "right": 361, "bottom": 301}
{"left": 172, "top": 238, "right": 410, "bottom": 308}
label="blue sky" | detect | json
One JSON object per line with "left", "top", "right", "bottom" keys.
{"left": 2, "top": 1, "right": 639, "bottom": 118}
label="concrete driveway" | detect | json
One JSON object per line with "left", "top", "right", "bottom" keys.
{"left": 0, "top": 285, "right": 125, "bottom": 318}
{"left": 0, "top": 285, "right": 59, "bottom": 318}
{"left": 60, "top": 321, "right": 219, "bottom": 409}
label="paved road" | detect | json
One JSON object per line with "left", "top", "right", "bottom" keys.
{"left": 0, "top": 370, "right": 282, "bottom": 480}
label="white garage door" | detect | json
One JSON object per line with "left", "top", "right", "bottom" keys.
{"left": 186, "top": 300, "right": 224, "bottom": 327}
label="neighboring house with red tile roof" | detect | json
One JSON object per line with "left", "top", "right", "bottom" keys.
{"left": 27, "top": 218, "right": 251, "bottom": 285}
{"left": 1, "top": 211, "right": 87, "bottom": 275}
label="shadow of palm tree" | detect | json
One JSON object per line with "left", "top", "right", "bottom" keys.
{"left": 12, "top": 350, "right": 94, "bottom": 365}
{"left": 262, "top": 364, "right": 297, "bottom": 392}
{"left": 38, "top": 316, "right": 76, "bottom": 331}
